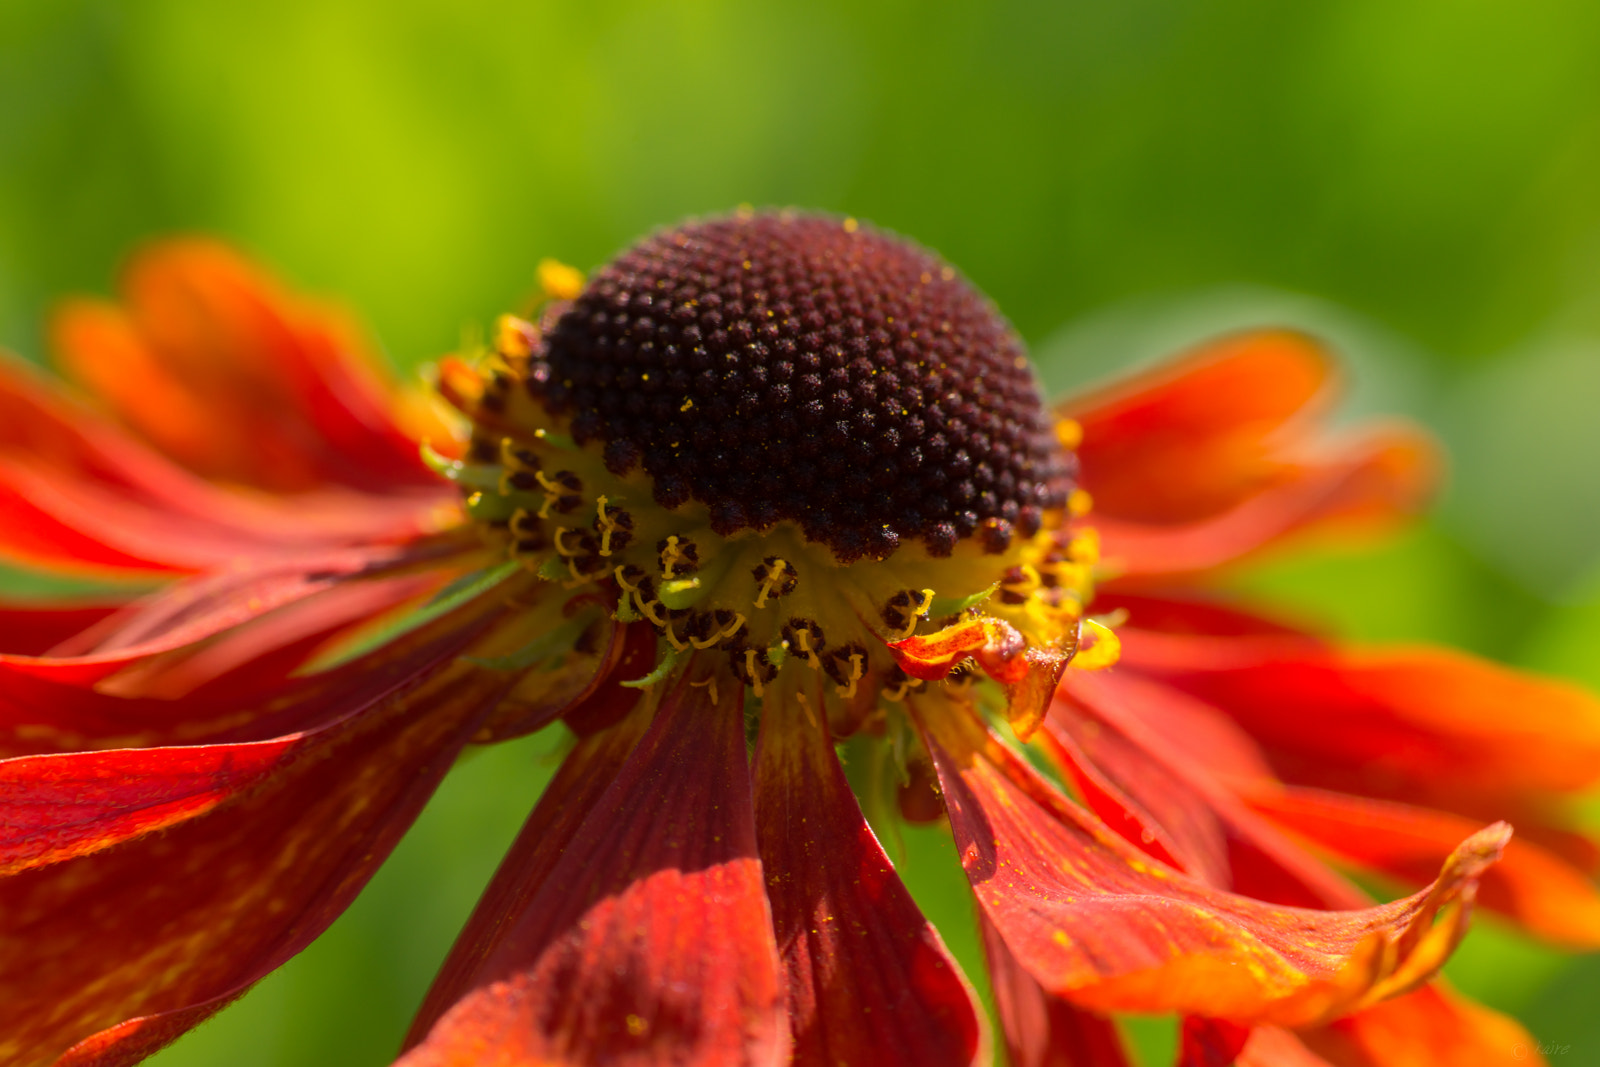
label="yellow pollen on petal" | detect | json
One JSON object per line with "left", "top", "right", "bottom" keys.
{"left": 1068, "top": 489, "right": 1094, "bottom": 518}
{"left": 1070, "top": 618, "right": 1121, "bottom": 671}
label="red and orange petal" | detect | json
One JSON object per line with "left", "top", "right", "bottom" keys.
{"left": 0, "top": 357, "right": 457, "bottom": 578}
{"left": 1240, "top": 785, "right": 1600, "bottom": 950}
{"left": 50, "top": 239, "right": 436, "bottom": 495}
{"left": 1118, "top": 621, "right": 1600, "bottom": 850}
{"left": 1046, "top": 669, "right": 1366, "bottom": 911}
{"left": 1059, "top": 330, "right": 1437, "bottom": 579}
{"left": 400, "top": 666, "right": 786, "bottom": 1067}
{"left": 915, "top": 694, "right": 1507, "bottom": 1027}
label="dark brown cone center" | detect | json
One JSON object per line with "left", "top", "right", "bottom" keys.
{"left": 528, "top": 211, "right": 1074, "bottom": 562}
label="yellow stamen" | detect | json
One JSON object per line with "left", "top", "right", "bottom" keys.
{"left": 538, "top": 258, "right": 585, "bottom": 300}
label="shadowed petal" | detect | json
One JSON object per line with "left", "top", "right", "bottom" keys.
{"left": 400, "top": 665, "right": 787, "bottom": 1067}
{"left": 405, "top": 707, "right": 655, "bottom": 1049}
{"left": 915, "top": 696, "right": 1507, "bottom": 1026}
{"left": 0, "top": 662, "right": 511, "bottom": 1067}
{"left": 979, "top": 912, "right": 1131, "bottom": 1067}
{"left": 0, "top": 599, "right": 129, "bottom": 657}
{"left": 755, "top": 679, "right": 985, "bottom": 1067}
{"left": 1178, "top": 1017, "right": 1251, "bottom": 1067}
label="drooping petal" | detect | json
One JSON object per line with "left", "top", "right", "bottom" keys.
{"left": 915, "top": 695, "right": 1508, "bottom": 1026}
{"left": 400, "top": 665, "right": 787, "bottom": 1067}
{"left": 754, "top": 678, "right": 984, "bottom": 1067}
{"left": 1122, "top": 627, "right": 1600, "bottom": 868}
{"left": 0, "top": 662, "right": 510, "bottom": 1067}
{"left": 1240, "top": 784, "right": 1600, "bottom": 949}
{"left": 51, "top": 240, "right": 437, "bottom": 494}
{"left": 1297, "top": 983, "right": 1544, "bottom": 1067}
{"left": 1062, "top": 330, "right": 1336, "bottom": 524}
{"left": 978, "top": 912, "right": 1131, "bottom": 1067}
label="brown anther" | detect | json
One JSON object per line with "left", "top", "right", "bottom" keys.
{"left": 781, "top": 618, "right": 826, "bottom": 665}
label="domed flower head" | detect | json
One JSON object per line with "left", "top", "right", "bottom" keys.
{"left": 0, "top": 213, "right": 1595, "bottom": 1067}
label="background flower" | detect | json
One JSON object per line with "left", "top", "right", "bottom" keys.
{"left": 4, "top": 2, "right": 1600, "bottom": 1063}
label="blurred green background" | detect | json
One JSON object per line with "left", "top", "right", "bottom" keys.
{"left": 5, "top": 0, "right": 1600, "bottom": 1063}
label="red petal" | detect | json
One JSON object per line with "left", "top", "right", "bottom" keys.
{"left": 1178, "top": 1017, "right": 1252, "bottom": 1067}
{"left": 915, "top": 697, "right": 1508, "bottom": 1026}
{"left": 1124, "top": 629, "right": 1600, "bottom": 866}
{"left": 979, "top": 912, "right": 1131, "bottom": 1067}
{"left": 0, "top": 573, "right": 501, "bottom": 759}
{"left": 2, "top": 539, "right": 467, "bottom": 689}
{"left": 1298, "top": 982, "right": 1542, "bottom": 1067}
{"left": 51, "top": 241, "right": 436, "bottom": 494}
{"left": 0, "top": 663, "right": 508, "bottom": 1067}
{"left": 1063, "top": 330, "right": 1336, "bottom": 524}
{"left": 754, "top": 679, "right": 984, "bottom": 1067}
{"left": 405, "top": 708, "right": 654, "bottom": 1049}
{"left": 1241, "top": 784, "right": 1600, "bottom": 949}
{"left": 0, "top": 599, "right": 127, "bottom": 657}
{"left": 400, "top": 665, "right": 787, "bottom": 1067}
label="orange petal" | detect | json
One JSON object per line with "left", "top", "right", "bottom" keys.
{"left": 1298, "top": 982, "right": 1544, "bottom": 1067}
{"left": 1090, "top": 428, "right": 1437, "bottom": 579}
{"left": 400, "top": 664, "right": 787, "bottom": 1067}
{"left": 51, "top": 240, "right": 436, "bottom": 494}
{"left": 0, "top": 356, "right": 456, "bottom": 576}
{"left": 979, "top": 913, "right": 1132, "bottom": 1067}
{"left": 914, "top": 696, "right": 1508, "bottom": 1027}
{"left": 1240, "top": 784, "right": 1600, "bottom": 949}
{"left": 1124, "top": 629, "right": 1600, "bottom": 868}
{"left": 755, "top": 679, "right": 985, "bottom": 1066}
{"left": 0, "top": 664, "right": 507, "bottom": 1067}
{"left": 1061, "top": 330, "right": 1336, "bottom": 525}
